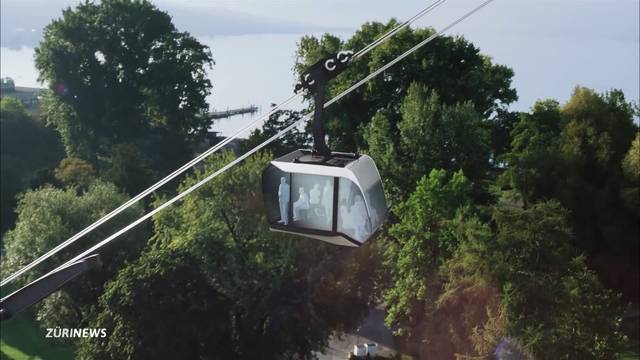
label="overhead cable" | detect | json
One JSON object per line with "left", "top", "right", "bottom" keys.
{"left": 33, "top": 0, "right": 497, "bottom": 285}
{"left": 1, "top": 0, "right": 447, "bottom": 287}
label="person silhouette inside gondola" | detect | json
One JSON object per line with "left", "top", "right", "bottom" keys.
{"left": 310, "top": 183, "right": 322, "bottom": 217}
{"left": 321, "top": 180, "right": 332, "bottom": 225}
{"left": 277, "top": 177, "right": 290, "bottom": 225}
{"left": 293, "top": 186, "right": 310, "bottom": 222}
{"left": 351, "top": 195, "right": 369, "bottom": 240}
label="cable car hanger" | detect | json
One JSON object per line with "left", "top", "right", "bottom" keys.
{"left": 266, "top": 51, "right": 386, "bottom": 246}
{"left": 294, "top": 50, "right": 354, "bottom": 160}
{"left": 0, "top": 0, "right": 449, "bottom": 288}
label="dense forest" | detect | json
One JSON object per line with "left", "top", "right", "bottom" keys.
{"left": 1, "top": 0, "right": 638, "bottom": 359}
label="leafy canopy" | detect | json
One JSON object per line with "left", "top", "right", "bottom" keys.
{"left": 54, "top": 157, "right": 96, "bottom": 188}
{"left": 35, "top": 0, "right": 214, "bottom": 169}
{"left": 502, "top": 87, "right": 639, "bottom": 302}
{"left": 102, "top": 143, "right": 154, "bottom": 195}
{"left": 79, "top": 152, "right": 379, "bottom": 359}
{"left": 384, "top": 168, "right": 473, "bottom": 330}
{"left": 295, "top": 21, "right": 516, "bottom": 151}
{"left": 364, "top": 83, "right": 490, "bottom": 200}
{"left": 449, "top": 202, "right": 629, "bottom": 359}
{"left": 0, "top": 181, "right": 146, "bottom": 329}
{"left": 0, "top": 98, "right": 64, "bottom": 232}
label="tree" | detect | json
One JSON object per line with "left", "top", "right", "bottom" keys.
{"left": 54, "top": 157, "right": 96, "bottom": 188}
{"left": 500, "top": 99, "right": 565, "bottom": 207}
{"left": 364, "top": 83, "right": 490, "bottom": 201}
{"left": 0, "top": 181, "right": 147, "bottom": 329}
{"left": 620, "top": 132, "right": 639, "bottom": 213}
{"left": 406, "top": 236, "right": 508, "bottom": 359}
{"left": 0, "top": 163, "right": 21, "bottom": 233}
{"left": 295, "top": 21, "right": 516, "bottom": 151}
{"left": 102, "top": 143, "right": 154, "bottom": 195}
{"left": 502, "top": 87, "right": 639, "bottom": 302}
{"left": 240, "top": 108, "right": 309, "bottom": 157}
{"left": 446, "top": 202, "right": 629, "bottom": 359}
{"left": 486, "top": 108, "right": 522, "bottom": 162}
{"left": 381, "top": 168, "right": 507, "bottom": 358}
{"left": 383, "top": 169, "right": 473, "bottom": 332}
{"left": 622, "top": 132, "right": 640, "bottom": 184}
{"left": 79, "top": 151, "right": 379, "bottom": 359}
{"left": 384, "top": 199, "right": 629, "bottom": 359}
{"left": 35, "top": 0, "right": 214, "bottom": 171}
{"left": 0, "top": 97, "right": 64, "bottom": 233}
{"left": 76, "top": 247, "right": 235, "bottom": 360}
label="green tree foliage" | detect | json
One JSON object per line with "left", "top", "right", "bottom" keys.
{"left": 381, "top": 168, "right": 506, "bottom": 358}
{"left": 54, "top": 157, "right": 96, "bottom": 188}
{"left": 364, "top": 83, "right": 490, "bottom": 200}
{"left": 622, "top": 132, "right": 640, "bottom": 184}
{"left": 404, "top": 243, "right": 510, "bottom": 358}
{"left": 501, "top": 99, "right": 565, "bottom": 206}
{"left": 76, "top": 247, "right": 235, "bottom": 360}
{"left": 447, "top": 202, "right": 628, "bottom": 359}
{"left": 0, "top": 97, "right": 64, "bottom": 233}
{"left": 295, "top": 21, "right": 516, "bottom": 151}
{"left": 620, "top": 132, "right": 640, "bottom": 213}
{"left": 383, "top": 169, "right": 473, "bottom": 331}
{"left": 241, "top": 108, "right": 309, "bottom": 157}
{"left": 382, "top": 170, "right": 629, "bottom": 358}
{"left": 79, "top": 152, "right": 379, "bottom": 359}
{"left": 486, "top": 108, "right": 522, "bottom": 162}
{"left": 0, "top": 182, "right": 147, "bottom": 329}
{"left": 34, "top": 0, "right": 214, "bottom": 171}
{"left": 503, "top": 87, "right": 639, "bottom": 302}
{"left": 102, "top": 143, "right": 154, "bottom": 195}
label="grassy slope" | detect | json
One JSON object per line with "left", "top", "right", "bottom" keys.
{"left": 0, "top": 313, "right": 74, "bottom": 360}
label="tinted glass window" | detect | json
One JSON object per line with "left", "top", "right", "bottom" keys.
{"left": 350, "top": 156, "right": 387, "bottom": 231}
{"left": 262, "top": 165, "right": 291, "bottom": 225}
{"left": 291, "top": 174, "right": 333, "bottom": 231}
{"left": 337, "top": 178, "right": 371, "bottom": 242}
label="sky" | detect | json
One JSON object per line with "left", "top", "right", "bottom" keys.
{"left": 1, "top": 0, "right": 638, "bottom": 136}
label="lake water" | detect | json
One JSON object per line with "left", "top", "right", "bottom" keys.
{"left": 1, "top": 34, "right": 313, "bottom": 138}
{"left": 2, "top": 28, "right": 639, "bottom": 137}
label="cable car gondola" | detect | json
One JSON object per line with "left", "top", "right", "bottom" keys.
{"left": 262, "top": 52, "right": 388, "bottom": 246}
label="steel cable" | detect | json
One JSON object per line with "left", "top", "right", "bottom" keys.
{"left": 31, "top": 0, "right": 497, "bottom": 287}
{"left": 2, "top": 0, "right": 491, "bottom": 288}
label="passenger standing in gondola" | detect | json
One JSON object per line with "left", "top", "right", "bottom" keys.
{"left": 278, "top": 177, "right": 290, "bottom": 225}
{"left": 310, "top": 183, "right": 321, "bottom": 217}
{"left": 352, "top": 195, "right": 368, "bottom": 240}
{"left": 322, "top": 180, "right": 333, "bottom": 225}
{"left": 293, "top": 187, "right": 310, "bottom": 221}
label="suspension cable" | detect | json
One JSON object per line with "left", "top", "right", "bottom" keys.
{"left": 352, "top": 0, "right": 447, "bottom": 60}
{"left": 0, "top": 94, "right": 299, "bottom": 287}
{"left": 0, "top": 0, "right": 449, "bottom": 288}
{"left": 31, "top": 0, "right": 497, "bottom": 285}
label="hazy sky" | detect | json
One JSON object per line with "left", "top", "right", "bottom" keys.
{"left": 1, "top": 0, "right": 638, "bottom": 135}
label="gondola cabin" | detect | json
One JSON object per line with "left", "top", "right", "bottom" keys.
{"left": 262, "top": 149, "right": 387, "bottom": 247}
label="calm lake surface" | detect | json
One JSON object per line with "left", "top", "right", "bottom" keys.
{"left": 2, "top": 29, "right": 639, "bottom": 137}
